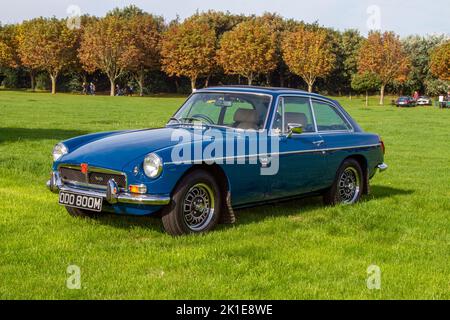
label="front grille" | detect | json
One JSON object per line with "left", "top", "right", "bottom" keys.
{"left": 59, "top": 167, "right": 126, "bottom": 188}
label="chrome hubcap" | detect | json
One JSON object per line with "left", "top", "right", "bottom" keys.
{"left": 183, "top": 183, "right": 215, "bottom": 231}
{"left": 338, "top": 167, "right": 360, "bottom": 204}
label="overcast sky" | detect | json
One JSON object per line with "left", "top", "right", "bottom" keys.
{"left": 0, "top": 0, "right": 448, "bottom": 37}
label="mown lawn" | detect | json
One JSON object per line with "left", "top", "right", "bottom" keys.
{"left": 0, "top": 90, "right": 449, "bottom": 299}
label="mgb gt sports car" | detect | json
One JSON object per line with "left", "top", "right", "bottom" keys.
{"left": 47, "top": 86, "right": 388, "bottom": 235}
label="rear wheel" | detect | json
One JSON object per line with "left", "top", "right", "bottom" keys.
{"left": 323, "top": 159, "right": 363, "bottom": 206}
{"left": 161, "top": 170, "right": 222, "bottom": 236}
{"left": 65, "top": 206, "right": 98, "bottom": 218}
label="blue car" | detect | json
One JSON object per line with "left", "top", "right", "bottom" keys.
{"left": 47, "top": 86, "right": 387, "bottom": 235}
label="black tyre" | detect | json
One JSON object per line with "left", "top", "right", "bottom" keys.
{"left": 323, "top": 158, "right": 363, "bottom": 206}
{"left": 65, "top": 206, "right": 97, "bottom": 218}
{"left": 161, "top": 170, "right": 222, "bottom": 236}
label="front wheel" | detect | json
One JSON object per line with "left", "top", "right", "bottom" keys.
{"left": 161, "top": 170, "right": 222, "bottom": 236}
{"left": 323, "top": 159, "right": 363, "bottom": 206}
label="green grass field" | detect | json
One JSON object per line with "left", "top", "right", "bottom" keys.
{"left": 0, "top": 90, "right": 449, "bottom": 299}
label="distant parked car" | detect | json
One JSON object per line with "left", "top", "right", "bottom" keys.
{"left": 395, "top": 96, "right": 416, "bottom": 107}
{"left": 416, "top": 96, "right": 432, "bottom": 106}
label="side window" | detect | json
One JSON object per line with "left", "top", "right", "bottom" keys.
{"left": 312, "top": 100, "right": 351, "bottom": 131}
{"left": 272, "top": 96, "right": 315, "bottom": 133}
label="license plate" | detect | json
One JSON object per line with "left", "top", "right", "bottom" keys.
{"left": 59, "top": 191, "right": 103, "bottom": 212}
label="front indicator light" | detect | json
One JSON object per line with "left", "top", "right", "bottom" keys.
{"left": 129, "top": 184, "right": 147, "bottom": 194}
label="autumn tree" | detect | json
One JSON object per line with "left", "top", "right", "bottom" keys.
{"left": 16, "top": 18, "right": 77, "bottom": 94}
{"left": 401, "top": 35, "right": 446, "bottom": 94}
{"left": 282, "top": 26, "right": 335, "bottom": 92}
{"left": 185, "top": 10, "right": 248, "bottom": 86}
{"left": 0, "top": 24, "right": 19, "bottom": 71}
{"left": 217, "top": 19, "right": 277, "bottom": 85}
{"left": 126, "top": 14, "right": 163, "bottom": 96}
{"left": 351, "top": 72, "right": 381, "bottom": 107}
{"left": 78, "top": 15, "right": 136, "bottom": 96}
{"left": 324, "top": 29, "right": 363, "bottom": 95}
{"left": 430, "top": 40, "right": 450, "bottom": 81}
{"left": 161, "top": 19, "right": 216, "bottom": 90}
{"left": 357, "top": 31, "right": 409, "bottom": 105}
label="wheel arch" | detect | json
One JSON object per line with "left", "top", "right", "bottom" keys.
{"left": 343, "top": 154, "right": 369, "bottom": 195}
{"left": 172, "top": 163, "right": 236, "bottom": 224}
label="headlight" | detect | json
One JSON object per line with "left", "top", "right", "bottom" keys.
{"left": 52, "top": 143, "right": 68, "bottom": 161}
{"left": 143, "top": 153, "right": 162, "bottom": 178}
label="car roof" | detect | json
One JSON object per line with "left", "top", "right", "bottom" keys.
{"left": 197, "top": 85, "right": 335, "bottom": 103}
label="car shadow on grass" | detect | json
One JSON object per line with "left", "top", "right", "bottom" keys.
{"left": 88, "top": 185, "right": 414, "bottom": 234}
{"left": 0, "top": 127, "right": 89, "bottom": 143}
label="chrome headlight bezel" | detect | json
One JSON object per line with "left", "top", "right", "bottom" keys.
{"left": 143, "top": 153, "right": 163, "bottom": 178}
{"left": 52, "top": 143, "right": 68, "bottom": 161}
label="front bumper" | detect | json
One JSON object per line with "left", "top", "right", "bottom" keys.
{"left": 47, "top": 171, "right": 170, "bottom": 206}
{"left": 377, "top": 163, "right": 388, "bottom": 172}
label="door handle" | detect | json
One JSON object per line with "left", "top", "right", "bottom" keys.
{"left": 312, "top": 140, "right": 325, "bottom": 146}
{"left": 259, "top": 155, "right": 272, "bottom": 168}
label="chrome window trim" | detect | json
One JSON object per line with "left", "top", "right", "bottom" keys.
{"left": 310, "top": 98, "right": 354, "bottom": 132}
{"left": 168, "top": 91, "right": 274, "bottom": 133}
{"left": 164, "top": 143, "right": 382, "bottom": 165}
{"left": 269, "top": 94, "right": 318, "bottom": 135}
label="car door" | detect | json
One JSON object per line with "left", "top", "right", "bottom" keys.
{"left": 265, "top": 95, "right": 327, "bottom": 200}
{"left": 310, "top": 99, "right": 356, "bottom": 186}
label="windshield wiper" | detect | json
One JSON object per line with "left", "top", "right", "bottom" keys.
{"left": 168, "top": 117, "right": 208, "bottom": 125}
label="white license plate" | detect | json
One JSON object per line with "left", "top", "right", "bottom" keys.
{"left": 59, "top": 191, "right": 103, "bottom": 212}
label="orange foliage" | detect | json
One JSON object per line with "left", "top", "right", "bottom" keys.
{"left": 282, "top": 26, "right": 335, "bottom": 92}
{"left": 217, "top": 19, "right": 277, "bottom": 85}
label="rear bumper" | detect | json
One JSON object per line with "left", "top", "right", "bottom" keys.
{"left": 377, "top": 163, "right": 388, "bottom": 172}
{"left": 46, "top": 171, "right": 170, "bottom": 206}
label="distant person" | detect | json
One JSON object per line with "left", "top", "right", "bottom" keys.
{"left": 82, "top": 82, "right": 88, "bottom": 95}
{"left": 413, "top": 91, "right": 419, "bottom": 100}
{"left": 438, "top": 94, "right": 445, "bottom": 108}
{"left": 89, "top": 82, "right": 96, "bottom": 95}
{"left": 127, "top": 85, "right": 134, "bottom": 96}
{"left": 115, "top": 84, "right": 121, "bottom": 96}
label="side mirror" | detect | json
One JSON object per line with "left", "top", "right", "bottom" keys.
{"left": 287, "top": 123, "right": 303, "bottom": 137}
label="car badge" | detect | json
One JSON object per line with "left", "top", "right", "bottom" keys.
{"left": 81, "top": 163, "right": 89, "bottom": 174}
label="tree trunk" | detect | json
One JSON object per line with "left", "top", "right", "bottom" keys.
{"left": 110, "top": 78, "right": 115, "bottom": 96}
{"left": 204, "top": 74, "right": 211, "bottom": 88}
{"left": 248, "top": 74, "right": 253, "bottom": 85}
{"left": 307, "top": 82, "right": 313, "bottom": 93}
{"left": 30, "top": 71, "right": 35, "bottom": 91}
{"left": 365, "top": 90, "right": 369, "bottom": 107}
{"left": 379, "top": 84, "right": 385, "bottom": 105}
{"left": 191, "top": 77, "right": 197, "bottom": 91}
{"left": 174, "top": 78, "right": 179, "bottom": 93}
{"left": 50, "top": 74, "right": 57, "bottom": 94}
{"left": 137, "top": 69, "right": 145, "bottom": 97}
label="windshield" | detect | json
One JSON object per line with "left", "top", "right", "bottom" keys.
{"left": 168, "top": 92, "right": 272, "bottom": 130}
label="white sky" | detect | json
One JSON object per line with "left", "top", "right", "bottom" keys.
{"left": 0, "top": 0, "right": 449, "bottom": 36}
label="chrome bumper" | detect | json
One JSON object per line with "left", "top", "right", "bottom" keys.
{"left": 377, "top": 163, "right": 388, "bottom": 172}
{"left": 46, "top": 171, "right": 170, "bottom": 206}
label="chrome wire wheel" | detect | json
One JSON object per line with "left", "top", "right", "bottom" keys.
{"left": 182, "top": 183, "right": 215, "bottom": 231}
{"left": 338, "top": 167, "right": 361, "bottom": 204}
